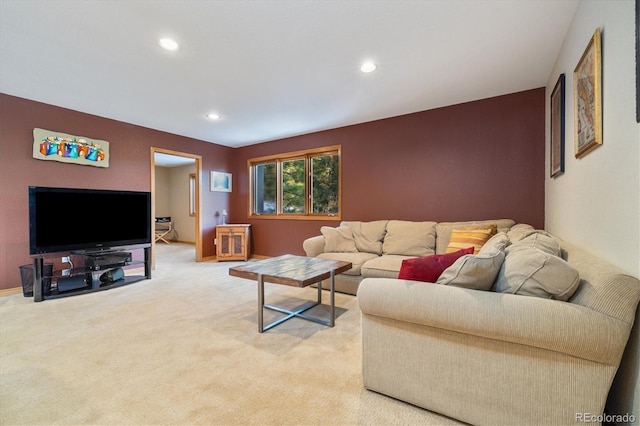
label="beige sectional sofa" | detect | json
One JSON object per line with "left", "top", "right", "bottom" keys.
{"left": 357, "top": 230, "right": 640, "bottom": 425}
{"left": 304, "top": 219, "right": 640, "bottom": 424}
{"left": 302, "top": 218, "right": 515, "bottom": 295}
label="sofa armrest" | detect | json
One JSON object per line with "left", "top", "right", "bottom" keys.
{"left": 357, "top": 278, "right": 630, "bottom": 366}
{"left": 302, "top": 235, "right": 325, "bottom": 257}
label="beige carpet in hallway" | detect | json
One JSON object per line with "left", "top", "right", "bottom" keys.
{"left": 0, "top": 243, "right": 462, "bottom": 425}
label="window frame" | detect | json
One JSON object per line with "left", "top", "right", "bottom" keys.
{"left": 189, "top": 173, "right": 197, "bottom": 217}
{"left": 248, "top": 145, "right": 341, "bottom": 221}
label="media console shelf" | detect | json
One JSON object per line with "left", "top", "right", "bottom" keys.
{"left": 31, "top": 246, "right": 151, "bottom": 302}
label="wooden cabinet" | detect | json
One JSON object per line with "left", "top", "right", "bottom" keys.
{"left": 216, "top": 224, "right": 251, "bottom": 261}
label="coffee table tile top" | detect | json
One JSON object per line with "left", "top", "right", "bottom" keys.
{"left": 229, "top": 254, "right": 352, "bottom": 287}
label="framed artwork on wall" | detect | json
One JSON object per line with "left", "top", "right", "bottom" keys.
{"left": 550, "top": 74, "right": 565, "bottom": 177}
{"left": 32, "top": 128, "right": 109, "bottom": 167}
{"left": 211, "top": 171, "right": 232, "bottom": 192}
{"left": 573, "top": 28, "right": 602, "bottom": 158}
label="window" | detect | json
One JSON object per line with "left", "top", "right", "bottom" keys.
{"left": 253, "top": 162, "right": 277, "bottom": 214}
{"left": 249, "top": 145, "right": 341, "bottom": 220}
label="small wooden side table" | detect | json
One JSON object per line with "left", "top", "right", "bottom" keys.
{"left": 216, "top": 224, "right": 251, "bottom": 261}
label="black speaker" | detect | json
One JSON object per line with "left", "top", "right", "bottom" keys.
{"left": 100, "top": 268, "right": 125, "bottom": 284}
{"left": 57, "top": 275, "right": 89, "bottom": 293}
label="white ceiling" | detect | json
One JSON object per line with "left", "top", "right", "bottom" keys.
{"left": 0, "top": 0, "right": 579, "bottom": 148}
{"left": 154, "top": 152, "right": 196, "bottom": 168}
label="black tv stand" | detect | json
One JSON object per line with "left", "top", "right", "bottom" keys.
{"left": 31, "top": 246, "right": 151, "bottom": 302}
{"left": 71, "top": 249, "right": 113, "bottom": 255}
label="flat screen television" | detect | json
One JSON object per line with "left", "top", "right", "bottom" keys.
{"left": 29, "top": 186, "right": 152, "bottom": 255}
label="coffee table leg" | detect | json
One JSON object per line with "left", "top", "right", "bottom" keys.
{"left": 256, "top": 269, "right": 338, "bottom": 332}
{"left": 330, "top": 270, "right": 335, "bottom": 327}
{"left": 258, "top": 273, "right": 264, "bottom": 333}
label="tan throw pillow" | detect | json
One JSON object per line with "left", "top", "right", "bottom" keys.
{"left": 446, "top": 225, "right": 497, "bottom": 254}
{"left": 494, "top": 245, "right": 580, "bottom": 300}
{"left": 435, "top": 219, "right": 515, "bottom": 253}
{"left": 321, "top": 226, "right": 357, "bottom": 253}
{"left": 436, "top": 246, "right": 506, "bottom": 291}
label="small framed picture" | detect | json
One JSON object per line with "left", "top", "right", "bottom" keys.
{"left": 550, "top": 74, "right": 565, "bottom": 178}
{"left": 211, "top": 171, "right": 232, "bottom": 192}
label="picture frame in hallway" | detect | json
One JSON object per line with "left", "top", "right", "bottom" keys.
{"left": 573, "top": 28, "right": 602, "bottom": 158}
{"left": 550, "top": 73, "right": 565, "bottom": 178}
{"left": 211, "top": 171, "right": 232, "bottom": 192}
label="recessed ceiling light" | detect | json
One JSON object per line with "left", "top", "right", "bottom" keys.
{"left": 360, "top": 62, "right": 377, "bottom": 73}
{"left": 207, "top": 112, "right": 221, "bottom": 120}
{"left": 158, "top": 38, "right": 179, "bottom": 51}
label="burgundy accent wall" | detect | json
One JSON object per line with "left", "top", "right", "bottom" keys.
{"left": 0, "top": 88, "right": 544, "bottom": 291}
{"left": 231, "top": 88, "right": 545, "bottom": 258}
{"left": 0, "top": 94, "right": 232, "bottom": 290}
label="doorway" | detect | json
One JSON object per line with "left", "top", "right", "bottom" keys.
{"left": 150, "top": 148, "right": 203, "bottom": 267}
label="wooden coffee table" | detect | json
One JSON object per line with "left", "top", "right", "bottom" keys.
{"left": 229, "top": 254, "right": 352, "bottom": 333}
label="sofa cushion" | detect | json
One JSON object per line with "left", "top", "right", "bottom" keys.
{"left": 342, "top": 220, "right": 388, "bottom": 255}
{"left": 382, "top": 221, "right": 437, "bottom": 256}
{"left": 435, "top": 219, "right": 515, "bottom": 254}
{"left": 397, "top": 247, "right": 475, "bottom": 283}
{"left": 493, "top": 245, "right": 580, "bottom": 300}
{"left": 361, "top": 255, "right": 416, "bottom": 279}
{"left": 445, "top": 225, "right": 497, "bottom": 254}
{"left": 321, "top": 226, "right": 357, "bottom": 253}
{"left": 436, "top": 246, "right": 506, "bottom": 291}
{"left": 317, "top": 252, "right": 379, "bottom": 276}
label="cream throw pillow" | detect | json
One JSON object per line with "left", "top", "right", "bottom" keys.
{"left": 479, "top": 232, "right": 510, "bottom": 254}
{"left": 494, "top": 245, "right": 580, "bottom": 300}
{"left": 507, "top": 227, "right": 558, "bottom": 251}
{"left": 321, "top": 226, "right": 357, "bottom": 253}
{"left": 436, "top": 246, "right": 506, "bottom": 291}
{"left": 512, "top": 232, "right": 561, "bottom": 256}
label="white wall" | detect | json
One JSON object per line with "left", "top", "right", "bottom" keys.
{"left": 154, "top": 167, "right": 171, "bottom": 217}
{"left": 545, "top": 1, "right": 640, "bottom": 419}
{"left": 168, "top": 164, "right": 196, "bottom": 243}
{"left": 545, "top": 0, "right": 640, "bottom": 278}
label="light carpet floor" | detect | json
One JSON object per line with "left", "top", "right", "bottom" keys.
{"left": 0, "top": 243, "right": 463, "bottom": 425}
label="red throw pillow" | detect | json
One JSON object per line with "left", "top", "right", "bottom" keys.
{"left": 397, "top": 247, "right": 475, "bottom": 282}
